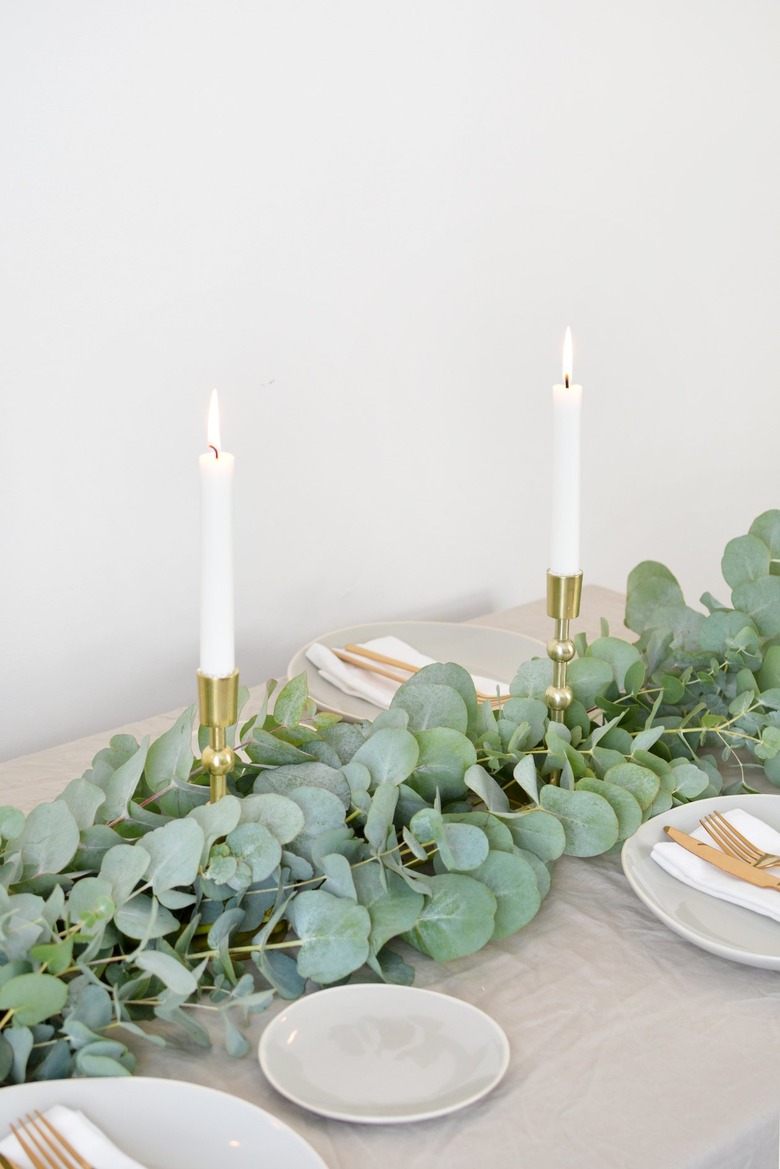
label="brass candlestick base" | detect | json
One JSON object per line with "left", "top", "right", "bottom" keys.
{"left": 197, "top": 669, "right": 239, "bottom": 802}
{"left": 544, "top": 571, "right": 583, "bottom": 725}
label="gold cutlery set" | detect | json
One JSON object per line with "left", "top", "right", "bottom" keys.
{"left": 1, "top": 1112, "right": 92, "bottom": 1169}
{"left": 665, "top": 810, "right": 780, "bottom": 890}
{"left": 331, "top": 643, "right": 510, "bottom": 706}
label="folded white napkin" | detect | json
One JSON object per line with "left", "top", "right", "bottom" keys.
{"left": 0, "top": 1105, "right": 147, "bottom": 1169}
{"left": 306, "top": 635, "right": 509, "bottom": 710}
{"left": 651, "top": 808, "right": 780, "bottom": 923}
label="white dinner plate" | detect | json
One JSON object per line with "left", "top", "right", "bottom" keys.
{"left": 288, "top": 620, "right": 544, "bottom": 721}
{"left": 258, "top": 984, "right": 510, "bottom": 1124}
{"left": 0, "top": 1077, "right": 327, "bottom": 1169}
{"left": 621, "top": 793, "right": 780, "bottom": 969}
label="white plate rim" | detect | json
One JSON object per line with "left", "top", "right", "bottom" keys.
{"left": 288, "top": 619, "right": 545, "bottom": 721}
{"left": 0, "top": 1076, "right": 328, "bottom": 1169}
{"left": 621, "top": 793, "right": 780, "bottom": 969}
{"left": 258, "top": 984, "right": 511, "bottom": 1124}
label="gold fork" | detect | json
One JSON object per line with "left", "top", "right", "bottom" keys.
{"left": 10, "top": 1112, "right": 93, "bottom": 1169}
{"left": 700, "top": 811, "right": 780, "bottom": 870}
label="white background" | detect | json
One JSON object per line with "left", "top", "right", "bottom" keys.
{"left": 2, "top": 1, "right": 779, "bottom": 760}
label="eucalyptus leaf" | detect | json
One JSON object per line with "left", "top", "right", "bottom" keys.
{"left": 469, "top": 851, "right": 541, "bottom": 939}
{"left": 505, "top": 809, "right": 566, "bottom": 862}
{"left": 273, "top": 673, "right": 309, "bottom": 728}
{"left": 603, "top": 762, "right": 660, "bottom": 811}
{"left": 350, "top": 728, "right": 420, "bottom": 787}
{"left": 510, "top": 658, "right": 553, "bottom": 700}
{"left": 391, "top": 682, "right": 469, "bottom": 733}
{"left": 145, "top": 707, "right": 196, "bottom": 789}
{"left": 287, "top": 890, "right": 371, "bottom": 983}
{"left": 539, "top": 787, "right": 619, "bottom": 856}
{"left": 135, "top": 951, "right": 198, "bottom": 996}
{"left": 575, "top": 777, "right": 643, "bottom": 841}
{"left": 8, "top": 803, "right": 80, "bottom": 878}
{"left": 352, "top": 863, "right": 424, "bottom": 955}
{"left": 408, "top": 728, "right": 476, "bottom": 802}
{"left": 402, "top": 874, "right": 496, "bottom": 961}
{"left": 750, "top": 509, "right": 780, "bottom": 558}
{"left": 587, "top": 637, "right": 643, "bottom": 691}
{"left": 732, "top": 577, "right": 780, "bottom": 638}
{"left": 0, "top": 973, "right": 68, "bottom": 1027}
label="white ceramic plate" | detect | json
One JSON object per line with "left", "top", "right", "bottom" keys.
{"left": 258, "top": 984, "right": 510, "bottom": 1124}
{"left": 288, "top": 620, "right": 544, "bottom": 721}
{"left": 0, "top": 1077, "right": 327, "bottom": 1169}
{"left": 621, "top": 793, "right": 780, "bottom": 969}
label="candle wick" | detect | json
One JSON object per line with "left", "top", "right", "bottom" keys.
{"left": 565, "top": 375, "right": 570, "bottom": 388}
{"left": 208, "top": 445, "right": 219, "bottom": 459}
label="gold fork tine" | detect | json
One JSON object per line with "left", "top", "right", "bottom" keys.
{"left": 10, "top": 1114, "right": 93, "bottom": 1169}
{"left": 700, "top": 814, "right": 757, "bottom": 863}
{"left": 335, "top": 645, "right": 510, "bottom": 705}
{"left": 700, "top": 811, "right": 780, "bottom": 869}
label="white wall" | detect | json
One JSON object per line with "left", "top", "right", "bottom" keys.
{"left": 2, "top": 1, "right": 779, "bottom": 761}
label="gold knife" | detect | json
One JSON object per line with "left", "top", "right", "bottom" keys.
{"left": 665, "top": 826, "right": 780, "bottom": 889}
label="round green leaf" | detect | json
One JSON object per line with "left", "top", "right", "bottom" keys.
{"left": 749, "top": 509, "right": 780, "bottom": 559}
{"left": 238, "top": 794, "right": 305, "bottom": 845}
{"left": 402, "top": 873, "right": 497, "bottom": 961}
{"left": 391, "top": 682, "right": 468, "bottom": 733}
{"left": 722, "top": 534, "right": 771, "bottom": 589}
{"left": 603, "top": 762, "right": 660, "bottom": 811}
{"left": 625, "top": 561, "right": 684, "bottom": 633}
{"left": 352, "top": 864, "right": 424, "bottom": 955}
{"left": 407, "top": 728, "right": 476, "bottom": 802}
{"left": 439, "top": 823, "right": 490, "bottom": 872}
{"left": 141, "top": 819, "right": 205, "bottom": 893}
{"left": 226, "top": 822, "right": 282, "bottom": 882}
{"left": 351, "top": 728, "right": 420, "bottom": 787}
{"left": 732, "top": 577, "right": 780, "bottom": 637}
{"left": 587, "top": 638, "right": 643, "bottom": 691}
{"left": 253, "top": 761, "right": 351, "bottom": 808}
{"left": 470, "top": 851, "right": 541, "bottom": 939}
{"left": 567, "top": 658, "right": 614, "bottom": 708}
{"left": 0, "top": 973, "right": 68, "bottom": 1026}
{"left": 575, "top": 777, "right": 642, "bottom": 841}
{"left": 443, "top": 811, "right": 514, "bottom": 853}
{"left": 68, "top": 877, "right": 115, "bottom": 934}
{"left": 510, "top": 659, "right": 553, "bottom": 700}
{"left": 9, "top": 803, "right": 80, "bottom": 878}
{"left": 670, "top": 762, "right": 710, "bottom": 799}
{"left": 539, "top": 787, "right": 619, "bottom": 856}
{"left": 506, "top": 809, "right": 566, "bottom": 861}
{"left": 287, "top": 889, "right": 371, "bottom": 983}
{"left": 500, "top": 698, "right": 548, "bottom": 747}
{"left": 99, "top": 844, "right": 150, "bottom": 907}
{"left": 403, "top": 662, "right": 479, "bottom": 732}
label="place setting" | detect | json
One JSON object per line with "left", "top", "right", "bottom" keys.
{"left": 0, "top": 1078, "right": 329, "bottom": 1169}
{"left": 291, "top": 622, "right": 542, "bottom": 721}
{"left": 622, "top": 795, "right": 780, "bottom": 970}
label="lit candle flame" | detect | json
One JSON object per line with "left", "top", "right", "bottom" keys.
{"left": 207, "top": 388, "right": 222, "bottom": 456}
{"left": 562, "top": 327, "right": 573, "bottom": 388}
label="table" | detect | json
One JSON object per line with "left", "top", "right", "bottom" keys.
{"left": 2, "top": 587, "right": 779, "bottom": 1169}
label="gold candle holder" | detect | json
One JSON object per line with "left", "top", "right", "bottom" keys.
{"left": 544, "top": 571, "right": 583, "bottom": 726}
{"left": 197, "top": 669, "right": 240, "bottom": 802}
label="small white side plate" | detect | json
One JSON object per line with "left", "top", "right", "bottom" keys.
{"left": 621, "top": 793, "right": 780, "bottom": 969}
{"left": 0, "top": 1077, "right": 327, "bottom": 1169}
{"left": 258, "top": 984, "right": 510, "bottom": 1123}
{"left": 288, "top": 620, "right": 544, "bottom": 721}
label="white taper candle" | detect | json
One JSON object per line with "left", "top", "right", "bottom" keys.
{"left": 550, "top": 327, "right": 582, "bottom": 575}
{"left": 199, "top": 389, "right": 235, "bottom": 677}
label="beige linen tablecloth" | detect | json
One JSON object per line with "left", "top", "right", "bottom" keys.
{"left": 1, "top": 587, "right": 779, "bottom": 1169}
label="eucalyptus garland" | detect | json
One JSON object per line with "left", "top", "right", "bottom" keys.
{"left": 1, "top": 509, "right": 779, "bottom": 1085}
